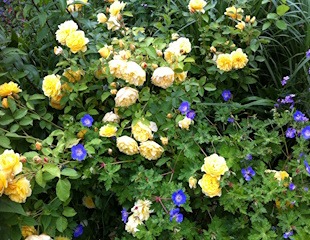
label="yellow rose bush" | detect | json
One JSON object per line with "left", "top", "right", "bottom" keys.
{"left": 1, "top": 0, "right": 309, "bottom": 239}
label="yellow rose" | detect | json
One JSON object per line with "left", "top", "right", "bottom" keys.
{"left": 198, "top": 174, "right": 222, "bottom": 198}
{"left": 189, "top": 176, "right": 197, "bottom": 189}
{"left": 216, "top": 53, "right": 233, "bottom": 72}
{"left": 106, "top": 16, "right": 121, "bottom": 31}
{"left": 4, "top": 177, "right": 32, "bottom": 203}
{"left": 188, "top": 0, "right": 207, "bottom": 13}
{"left": 63, "top": 68, "right": 84, "bottom": 82}
{"left": 178, "top": 117, "right": 192, "bottom": 130}
{"left": 115, "top": 87, "right": 139, "bottom": 107}
{"left": 66, "top": 30, "right": 89, "bottom": 54}
{"left": 99, "top": 124, "right": 117, "bottom": 137}
{"left": 108, "top": 59, "right": 127, "bottom": 79}
{"left": 98, "top": 46, "right": 111, "bottom": 59}
{"left": 21, "top": 226, "right": 37, "bottom": 238}
{"left": 0, "top": 172, "right": 8, "bottom": 196}
{"left": 0, "top": 82, "right": 22, "bottom": 97}
{"left": 116, "top": 136, "right": 139, "bottom": 155}
{"left": 235, "top": 21, "right": 246, "bottom": 31}
{"left": 82, "top": 196, "right": 96, "bottom": 209}
{"left": 224, "top": 6, "right": 244, "bottom": 21}
{"left": 114, "top": 50, "right": 131, "bottom": 61}
{"left": 55, "top": 20, "right": 78, "bottom": 45}
{"left": 97, "top": 13, "right": 108, "bottom": 24}
{"left": 132, "top": 121, "right": 153, "bottom": 142}
{"left": 109, "top": 0, "right": 126, "bottom": 17}
{"left": 265, "top": 169, "right": 291, "bottom": 185}
{"left": 151, "top": 67, "right": 175, "bottom": 89}
{"left": 0, "top": 149, "right": 22, "bottom": 179}
{"left": 139, "top": 141, "right": 164, "bottom": 160}
{"left": 123, "top": 61, "right": 146, "bottom": 86}
{"left": 50, "top": 94, "right": 65, "bottom": 110}
{"left": 102, "top": 111, "right": 120, "bottom": 123}
{"left": 131, "top": 199, "right": 153, "bottom": 221}
{"left": 201, "top": 153, "right": 229, "bottom": 176}
{"left": 176, "top": 37, "right": 191, "bottom": 54}
{"left": 174, "top": 71, "right": 187, "bottom": 83}
{"left": 42, "top": 74, "right": 61, "bottom": 98}
{"left": 164, "top": 47, "right": 181, "bottom": 64}
{"left": 125, "top": 215, "right": 142, "bottom": 235}
{"left": 231, "top": 48, "right": 248, "bottom": 69}
{"left": 67, "top": 0, "right": 88, "bottom": 12}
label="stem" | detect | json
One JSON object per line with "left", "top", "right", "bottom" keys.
{"left": 0, "top": 127, "right": 41, "bottom": 142}
{"left": 156, "top": 197, "right": 169, "bottom": 214}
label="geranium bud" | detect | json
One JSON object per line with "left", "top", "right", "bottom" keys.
{"left": 108, "top": 148, "right": 113, "bottom": 155}
{"left": 167, "top": 113, "right": 173, "bottom": 119}
{"left": 1, "top": 98, "right": 8, "bottom": 108}
{"left": 35, "top": 142, "right": 42, "bottom": 151}
{"left": 140, "top": 62, "right": 147, "bottom": 69}
{"left": 20, "top": 156, "right": 27, "bottom": 163}
{"left": 110, "top": 89, "right": 118, "bottom": 95}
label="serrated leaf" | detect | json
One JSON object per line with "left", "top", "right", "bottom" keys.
{"left": 42, "top": 164, "right": 60, "bottom": 178}
{"left": 62, "top": 207, "right": 77, "bottom": 217}
{"left": 204, "top": 83, "right": 216, "bottom": 91}
{"left": 61, "top": 168, "right": 79, "bottom": 178}
{"left": 0, "top": 136, "right": 11, "bottom": 148}
{"left": 0, "top": 197, "right": 27, "bottom": 215}
{"left": 35, "top": 170, "right": 46, "bottom": 188}
{"left": 56, "top": 216, "right": 68, "bottom": 232}
{"left": 56, "top": 178, "right": 71, "bottom": 202}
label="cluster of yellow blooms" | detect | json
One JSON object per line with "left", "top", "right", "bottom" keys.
{"left": 114, "top": 119, "right": 164, "bottom": 160}
{"left": 0, "top": 150, "right": 32, "bottom": 203}
{"left": 22, "top": 226, "right": 69, "bottom": 240}
{"left": 224, "top": 6, "right": 256, "bottom": 31}
{"left": 97, "top": 0, "right": 126, "bottom": 31}
{"left": 55, "top": 20, "right": 89, "bottom": 54}
{"left": 125, "top": 199, "right": 153, "bottom": 235}
{"left": 216, "top": 48, "right": 249, "bottom": 72}
{"left": 0, "top": 81, "right": 22, "bottom": 109}
{"left": 189, "top": 153, "right": 229, "bottom": 198}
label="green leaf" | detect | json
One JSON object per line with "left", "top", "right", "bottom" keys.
{"left": 276, "top": 5, "right": 290, "bottom": 16}
{"left": 13, "top": 109, "right": 28, "bottom": 120}
{"left": 101, "top": 92, "right": 110, "bottom": 102}
{"left": 35, "top": 170, "right": 46, "bottom": 188}
{"left": 62, "top": 207, "right": 77, "bottom": 217}
{"left": 0, "top": 115, "right": 14, "bottom": 125}
{"left": 56, "top": 178, "right": 71, "bottom": 202}
{"left": 0, "top": 197, "right": 27, "bottom": 215}
{"left": 0, "top": 136, "right": 11, "bottom": 148}
{"left": 19, "top": 116, "right": 33, "bottom": 126}
{"left": 58, "top": 0, "right": 67, "bottom": 12}
{"left": 204, "top": 83, "right": 216, "bottom": 91}
{"left": 275, "top": 20, "right": 287, "bottom": 30}
{"left": 42, "top": 164, "right": 60, "bottom": 178}
{"left": 38, "top": 12, "right": 47, "bottom": 27}
{"left": 61, "top": 168, "right": 79, "bottom": 178}
{"left": 144, "top": 46, "right": 157, "bottom": 59}
{"left": 262, "top": 22, "right": 271, "bottom": 31}
{"left": 7, "top": 97, "right": 16, "bottom": 113}
{"left": 56, "top": 216, "right": 68, "bottom": 232}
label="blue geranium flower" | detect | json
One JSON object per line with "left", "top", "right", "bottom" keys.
{"left": 121, "top": 208, "right": 129, "bottom": 223}
{"left": 289, "top": 183, "right": 296, "bottom": 191}
{"left": 73, "top": 224, "right": 84, "bottom": 238}
{"left": 171, "top": 189, "right": 186, "bottom": 206}
{"left": 71, "top": 144, "right": 87, "bottom": 161}
{"left": 221, "top": 90, "right": 232, "bottom": 101}
{"left": 169, "top": 208, "right": 183, "bottom": 223}
{"left": 186, "top": 110, "right": 196, "bottom": 120}
{"left": 241, "top": 166, "right": 256, "bottom": 181}
{"left": 285, "top": 127, "right": 296, "bottom": 138}
{"left": 304, "top": 160, "right": 310, "bottom": 175}
{"left": 81, "top": 114, "right": 94, "bottom": 127}
{"left": 293, "top": 110, "right": 308, "bottom": 122}
{"left": 283, "top": 230, "right": 293, "bottom": 239}
{"left": 179, "top": 101, "right": 190, "bottom": 114}
{"left": 301, "top": 126, "right": 310, "bottom": 140}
